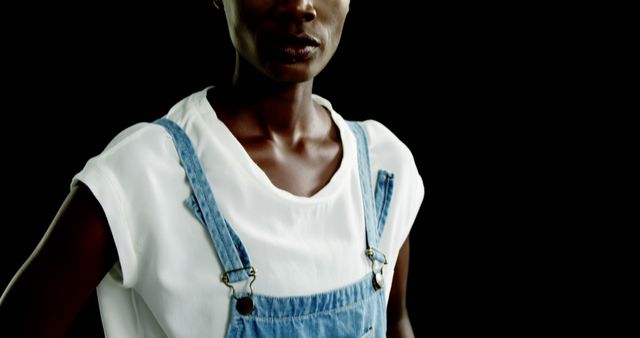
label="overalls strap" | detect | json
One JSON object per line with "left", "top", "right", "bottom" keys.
{"left": 155, "top": 118, "right": 252, "bottom": 283}
{"left": 347, "top": 121, "right": 393, "bottom": 265}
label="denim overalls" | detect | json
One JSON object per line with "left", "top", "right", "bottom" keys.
{"left": 155, "top": 118, "right": 395, "bottom": 338}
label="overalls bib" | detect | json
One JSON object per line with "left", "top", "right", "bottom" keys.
{"left": 155, "top": 119, "right": 395, "bottom": 338}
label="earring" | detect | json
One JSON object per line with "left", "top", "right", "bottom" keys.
{"left": 212, "top": 0, "right": 222, "bottom": 10}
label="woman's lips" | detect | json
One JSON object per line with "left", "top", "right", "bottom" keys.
{"left": 268, "top": 34, "right": 321, "bottom": 63}
{"left": 280, "top": 45, "right": 318, "bottom": 63}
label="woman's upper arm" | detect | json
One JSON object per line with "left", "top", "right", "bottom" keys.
{"left": 0, "top": 182, "right": 117, "bottom": 338}
{"left": 387, "top": 237, "right": 415, "bottom": 338}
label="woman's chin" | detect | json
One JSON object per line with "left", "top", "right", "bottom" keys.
{"left": 265, "top": 60, "right": 322, "bottom": 83}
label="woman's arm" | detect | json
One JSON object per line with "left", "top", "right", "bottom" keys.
{"left": 387, "top": 237, "right": 415, "bottom": 338}
{"left": 0, "top": 183, "right": 117, "bottom": 338}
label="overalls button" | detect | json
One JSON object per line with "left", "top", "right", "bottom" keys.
{"left": 236, "top": 297, "right": 254, "bottom": 315}
{"left": 373, "top": 272, "right": 384, "bottom": 291}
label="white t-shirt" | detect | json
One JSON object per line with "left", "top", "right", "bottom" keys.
{"left": 73, "top": 87, "right": 424, "bottom": 337}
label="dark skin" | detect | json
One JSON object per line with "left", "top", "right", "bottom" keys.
{"left": 208, "top": 83, "right": 343, "bottom": 198}
{"left": 1, "top": 0, "right": 415, "bottom": 337}
{"left": 0, "top": 183, "right": 117, "bottom": 337}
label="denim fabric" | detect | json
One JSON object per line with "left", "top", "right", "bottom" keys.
{"left": 346, "top": 122, "right": 381, "bottom": 256}
{"left": 347, "top": 122, "right": 391, "bottom": 266}
{"left": 374, "top": 170, "right": 395, "bottom": 238}
{"left": 227, "top": 274, "right": 386, "bottom": 338}
{"left": 155, "top": 119, "right": 394, "bottom": 337}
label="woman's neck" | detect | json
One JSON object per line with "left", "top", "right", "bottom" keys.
{"left": 213, "top": 57, "right": 326, "bottom": 140}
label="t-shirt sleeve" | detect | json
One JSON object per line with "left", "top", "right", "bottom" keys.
{"left": 69, "top": 123, "right": 155, "bottom": 288}
{"left": 72, "top": 158, "right": 139, "bottom": 287}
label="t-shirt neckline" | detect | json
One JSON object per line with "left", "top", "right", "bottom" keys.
{"left": 193, "top": 86, "right": 355, "bottom": 204}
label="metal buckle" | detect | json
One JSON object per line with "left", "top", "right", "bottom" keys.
{"left": 221, "top": 266, "right": 257, "bottom": 298}
{"left": 366, "top": 248, "right": 387, "bottom": 291}
{"left": 366, "top": 248, "right": 388, "bottom": 265}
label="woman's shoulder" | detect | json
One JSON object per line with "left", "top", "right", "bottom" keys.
{"left": 312, "top": 94, "right": 416, "bottom": 166}
{"left": 95, "top": 88, "right": 209, "bottom": 161}
{"left": 96, "top": 122, "right": 170, "bottom": 161}
{"left": 313, "top": 93, "right": 420, "bottom": 179}
{"left": 358, "top": 119, "right": 417, "bottom": 166}
{"left": 356, "top": 118, "right": 424, "bottom": 201}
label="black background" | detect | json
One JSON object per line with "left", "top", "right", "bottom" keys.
{"left": 1, "top": 1, "right": 583, "bottom": 336}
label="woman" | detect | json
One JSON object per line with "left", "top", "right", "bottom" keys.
{"left": 1, "top": 0, "right": 423, "bottom": 337}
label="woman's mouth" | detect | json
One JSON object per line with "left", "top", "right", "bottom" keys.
{"left": 268, "top": 34, "right": 321, "bottom": 63}
{"left": 279, "top": 45, "right": 318, "bottom": 63}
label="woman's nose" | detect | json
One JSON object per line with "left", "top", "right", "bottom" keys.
{"left": 274, "top": 0, "right": 317, "bottom": 22}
